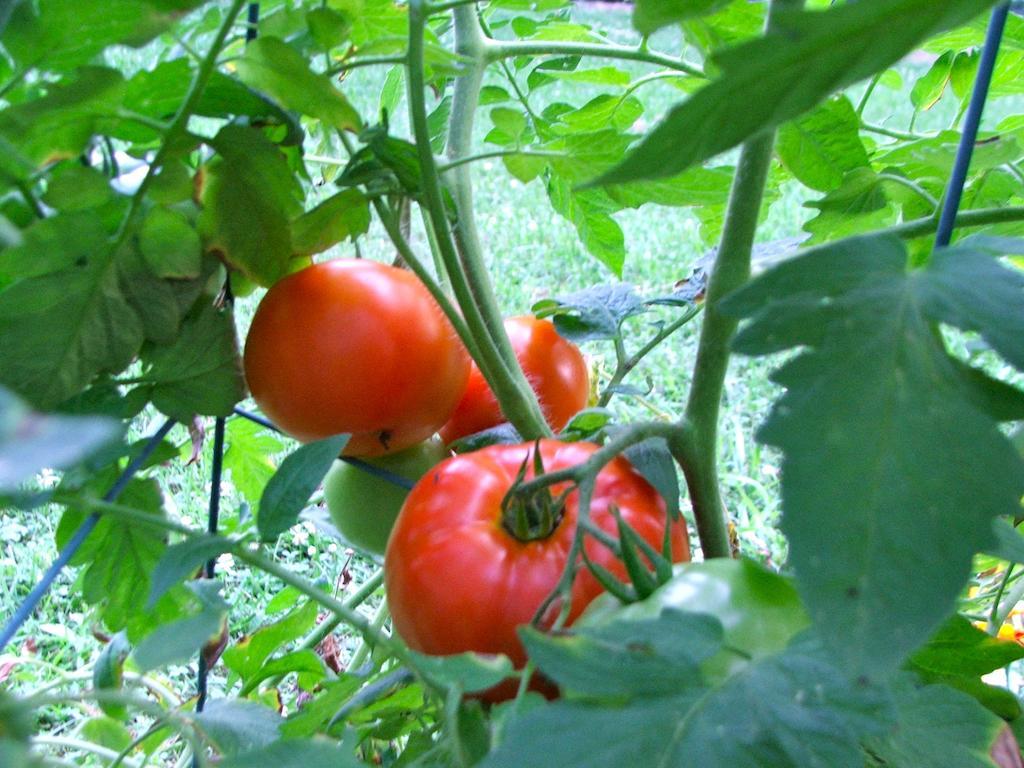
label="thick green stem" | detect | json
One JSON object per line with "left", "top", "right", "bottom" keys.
{"left": 682, "top": 0, "right": 797, "bottom": 560}
{"left": 407, "top": 0, "right": 550, "bottom": 439}
{"left": 447, "top": 6, "right": 552, "bottom": 434}
{"left": 682, "top": 132, "right": 775, "bottom": 560}
{"left": 484, "top": 40, "right": 705, "bottom": 79}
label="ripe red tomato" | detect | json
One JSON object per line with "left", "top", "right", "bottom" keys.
{"left": 385, "top": 439, "right": 689, "bottom": 699}
{"left": 243, "top": 260, "right": 470, "bottom": 457}
{"left": 438, "top": 316, "right": 588, "bottom": 445}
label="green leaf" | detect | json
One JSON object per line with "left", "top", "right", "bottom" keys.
{"left": 908, "top": 615, "right": 1024, "bottom": 720}
{"left": 624, "top": 438, "right": 681, "bottom": 520}
{"left": 92, "top": 632, "right": 130, "bottom": 720}
{"left": 121, "top": 60, "right": 300, "bottom": 143}
{"left": 219, "top": 739, "right": 364, "bottom": 768}
{"left": 911, "top": 615, "right": 1024, "bottom": 679}
{"left": 555, "top": 95, "right": 643, "bottom": 134}
{"left": 138, "top": 301, "right": 244, "bottom": 421}
{"left": 239, "top": 649, "right": 327, "bottom": 693}
{"left": 308, "top": 7, "right": 351, "bottom": 49}
{"left": 0, "top": 386, "right": 121, "bottom": 491}
{"left": 522, "top": 610, "right": 721, "bottom": 698}
{"left": 80, "top": 717, "right": 132, "bottom": 753}
{"left": 149, "top": 535, "right": 234, "bottom": 608}
{"left": 987, "top": 518, "right": 1024, "bottom": 564}
{"left": 867, "top": 676, "right": 1009, "bottom": 768}
{"left": 133, "top": 580, "right": 228, "bottom": 672}
{"left": 198, "top": 125, "right": 304, "bottom": 287}
{"left": 776, "top": 96, "right": 870, "bottom": 192}
{"left": 537, "top": 66, "right": 632, "bottom": 89}
{"left": 59, "top": 478, "right": 168, "bottom": 631}
{"left": 258, "top": 434, "right": 349, "bottom": 540}
{"left": 912, "top": 50, "right": 955, "bottom": 110}
{"left": 483, "top": 648, "right": 885, "bottom": 768}
{"left": 548, "top": 180, "right": 625, "bottom": 275}
{"left": 722, "top": 234, "right": 1024, "bottom": 679}
{"left": 223, "top": 600, "right": 319, "bottom": 683}
{"left": 875, "top": 131, "right": 1021, "bottom": 186}
{"left": 802, "top": 168, "right": 896, "bottom": 243}
{"left": 195, "top": 700, "right": 282, "bottom": 757}
{"left": 2, "top": 0, "right": 207, "bottom": 72}
{"left": 533, "top": 283, "right": 645, "bottom": 342}
{"left": 596, "top": 0, "right": 997, "bottom": 184}
{"left": 291, "top": 190, "right": 370, "bottom": 257}
{"left": 0, "top": 66, "right": 124, "bottom": 180}
{"left": 235, "top": 37, "right": 361, "bottom": 131}
{"left": 379, "top": 66, "right": 405, "bottom": 116}
{"left": 42, "top": 165, "right": 113, "bottom": 212}
{"left": 280, "top": 677, "right": 363, "bottom": 738}
{"left": 138, "top": 207, "right": 202, "bottom": 279}
{"left": 407, "top": 651, "right": 516, "bottom": 694}
{"left": 224, "top": 418, "right": 283, "bottom": 506}
{"left": 605, "top": 166, "right": 734, "bottom": 209}
{"left": 633, "top": 0, "right": 732, "bottom": 35}
{"left": 115, "top": 243, "right": 212, "bottom": 348}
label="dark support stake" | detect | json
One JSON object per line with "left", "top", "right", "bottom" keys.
{"left": 934, "top": 2, "right": 1010, "bottom": 249}
{"left": 195, "top": 416, "right": 226, "bottom": 719}
{"left": 0, "top": 419, "right": 177, "bottom": 650}
{"left": 246, "top": 3, "right": 259, "bottom": 42}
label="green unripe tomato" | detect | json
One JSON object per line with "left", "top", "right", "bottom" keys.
{"left": 580, "top": 558, "right": 809, "bottom": 683}
{"left": 325, "top": 437, "right": 448, "bottom": 555}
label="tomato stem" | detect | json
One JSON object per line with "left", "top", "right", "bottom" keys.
{"left": 407, "top": 0, "right": 551, "bottom": 441}
{"left": 500, "top": 446, "right": 568, "bottom": 541}
{"left": 483, "top": 39, "right": 706, "bottom": 80}
{"left": 447, "top": 6, "right": 554, "bottom": 437}
{"left": 680, "top": 0, "right": 800, "bottom": 561}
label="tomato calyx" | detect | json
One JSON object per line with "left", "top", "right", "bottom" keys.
{"left": 500, "top": 444, "right": 574, "bottom": 542}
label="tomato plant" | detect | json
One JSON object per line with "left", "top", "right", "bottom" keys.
{"left": 385, "top": 439, "right": 689, "bottom": 698}
{"left": 439, "top": 316, "right": 589, "bottom": 444}
{"left": 243, "top": 260, "right": 470, "bottom": 456}
{"left": 3, "top": 0, "right": 1024, "bottom": 765}
{"left": 324, "top": 437, "right": 448, "bottom": 555}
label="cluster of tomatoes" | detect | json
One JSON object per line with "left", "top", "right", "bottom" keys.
{"left": 243, "top": 259, "right": 688, "bottom": 698}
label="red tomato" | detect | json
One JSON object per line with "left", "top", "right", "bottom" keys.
{"left": 243, "top": 260, "right": 470, "bottom": 457}
{"left": 438, "top": 316, "right": 588, "bottom": 445}
{"left": 385, "top": 439, "right": 689, "bottom": 700}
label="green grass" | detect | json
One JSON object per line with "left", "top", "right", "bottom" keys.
{"left": 2, "top": 5, "right": 1019, "bottom": 762}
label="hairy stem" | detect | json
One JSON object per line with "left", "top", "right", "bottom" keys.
{"left": 407, "top": 0, "right": 550, "bottom": 439}
{"left": 446, "top": 6, "right": 553, "bottom": 427}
